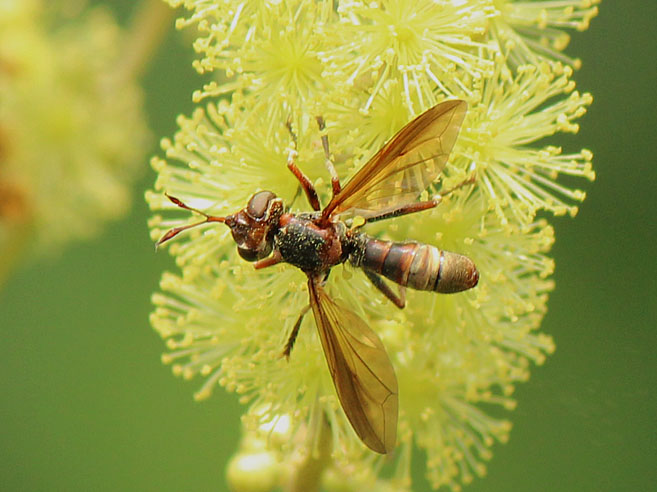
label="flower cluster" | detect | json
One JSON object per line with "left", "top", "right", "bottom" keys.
{"left": 148, "top": 0, "right": 597, "bottom": 490}
{"left": 0, "top": 0, "right": 150, "bottom": 281}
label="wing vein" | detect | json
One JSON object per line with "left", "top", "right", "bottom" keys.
{"left": 322, "top": 100, "right": 467, "bottom": 220}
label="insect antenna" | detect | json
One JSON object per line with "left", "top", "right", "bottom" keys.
{"left": 156, "top": 193, "right": 225, "bottom": 248}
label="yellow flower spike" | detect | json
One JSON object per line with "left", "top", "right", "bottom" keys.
{"left": 150, "top": 0, "right": 597, "bottom": 490}
{"left": 150, "top": 104, "right": 556, "bottom": 488}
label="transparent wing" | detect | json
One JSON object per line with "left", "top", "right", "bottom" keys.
{"left": 307, "top": 277, "right": 398, "bottom": 454}
{"left": 323, "top": 100, "right": 467, "bottom": 220}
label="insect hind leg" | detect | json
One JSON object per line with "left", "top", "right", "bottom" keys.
{"left": 363, "top": 270, "right": 406, "bottom": 309}
{"left": 364, "top": 174, "right": 477, "bottom": 224}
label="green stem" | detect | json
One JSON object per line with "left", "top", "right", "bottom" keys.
{"left": 0, "top": 223, "right": 32, "bottom": 288}
{"left": 114, "top": 0, "right": 175, "bottom": 84}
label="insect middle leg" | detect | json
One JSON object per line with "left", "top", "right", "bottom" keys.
{"left": 316, "top": 116, "right": 341, "bottom": 197}
{"left": 282, "top": 304, "right": 311, "bottom": 358}
{"left": 286, "top": 118, "right": 321, "bottom": 211}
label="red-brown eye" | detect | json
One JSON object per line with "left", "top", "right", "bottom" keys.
{"left": 247, "top": 191, "right": 276, "bottom": 219}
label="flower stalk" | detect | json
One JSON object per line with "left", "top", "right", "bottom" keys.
{"left": 286, "top": 412, "right": 333, "bottom": 492}
{"left": 113, "top": 0, "right": 175, "bottom": 85}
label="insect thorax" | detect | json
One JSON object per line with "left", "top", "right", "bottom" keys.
{"left": 275, "top": 214, "right": 354, "bottom": 274}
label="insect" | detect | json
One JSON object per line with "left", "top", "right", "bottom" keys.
{"left": 157, "top": 100, "right": 479, "bottom": 454}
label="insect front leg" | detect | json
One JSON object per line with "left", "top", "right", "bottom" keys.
{"left": 286, "top": 118, "right": 321, "bottom": 211}
{"left": 253, "top": 250, "right": 283, "bottom": 270}
{"left": 363, "top": 270, "right": 406, "bottom": 309}
{"left": 316, "top": 116, "right": 341, "bottom": 197}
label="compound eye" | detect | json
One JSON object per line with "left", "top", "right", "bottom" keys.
{"left": 247, "top": 191, "right": 276, "bottom": 219}
{"left": 237, "top": 246, "right": 258, "bottom": 262}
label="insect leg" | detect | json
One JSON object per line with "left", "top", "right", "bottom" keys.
{"left": 253, "top": 250, "right": 283, "bottom": 270}
{"left": 285, "top": 116, "right": 298, "bottom": 148}
{"left": 363, "top": 270, "right": 406, "bottom": 309}
{"left": 365, "top": 199, "right": 440, "bottom": 224}
{"left": 287, "top": 162, "right": 321, "bottom": 211}
{"left": 282, "top": 304, "right": 311, "bottom": 358}
{"left": 287, "top": 157, "right": 321, "bottom": 212}
{"left": 440, "top": 173, "right": 476, "bottom": 197}
{"left": 285, "top": 118, "right": 321, "bottom": 211}
{"left": 316, "top": 116, "right": 341, "bottom": 196}
{"left": 365, "top": 175, "right": 476, "bottom": 224}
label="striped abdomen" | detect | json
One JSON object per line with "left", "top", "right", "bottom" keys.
{"left": 358, "top": 238, "right": 478, "bottom": 294}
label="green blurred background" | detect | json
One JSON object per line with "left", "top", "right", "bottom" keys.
{"left": 1, "top": 1, "right": 655, "bottom": 491}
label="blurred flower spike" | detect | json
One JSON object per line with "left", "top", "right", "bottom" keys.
{"left": 148, "top": 0, "right": 597, "bottom": 490}
{"left": 0, "top": 0, "right": 151, "bottom": 283}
